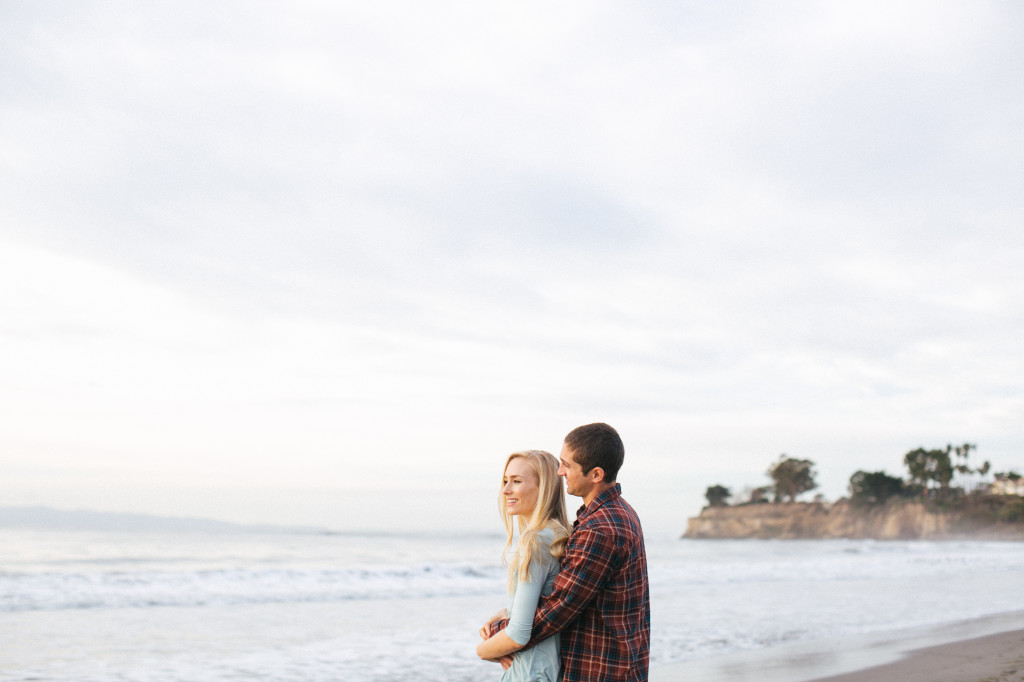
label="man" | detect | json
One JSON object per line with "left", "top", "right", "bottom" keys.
{"left": 484, "top": 422, "right": 651, "bottom": 681}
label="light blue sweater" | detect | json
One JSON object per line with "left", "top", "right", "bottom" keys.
{"left": 501, "top": 527, "right": 561, "bottom": 682}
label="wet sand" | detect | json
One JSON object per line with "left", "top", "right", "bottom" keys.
{"left": 806, "top": 628, "right": 1024, "bottom": 682}
{"left": 651, "top": 612, "right": 1024, "bottom": 682}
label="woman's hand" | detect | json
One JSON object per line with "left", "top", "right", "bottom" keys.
{"left": 476, "top": 630, "right": 523, "bottom": 661}
{"left": 478, "top": 607, "right": 508, "bottom": 639}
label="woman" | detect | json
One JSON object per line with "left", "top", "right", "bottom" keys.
{"left": 476, "top": 450, "right": 570, "bottom": 681}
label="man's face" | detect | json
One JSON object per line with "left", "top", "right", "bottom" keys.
{"left": 558, "top": 443, "right": 591, "bottom": 499}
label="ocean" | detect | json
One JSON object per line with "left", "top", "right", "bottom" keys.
{"left": 2, "top": 520, "right": 1023, "bottom": 681}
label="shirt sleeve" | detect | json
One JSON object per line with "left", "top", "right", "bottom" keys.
{"left": 504, "top": 554, "right": 550, "bottom": 646}
{"left": 525, "top": 524, "right": 620, "bottom": 643}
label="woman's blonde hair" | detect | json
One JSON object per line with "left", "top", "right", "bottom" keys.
{"left": 499, "top": 450, "right": 570, "bottom": 590}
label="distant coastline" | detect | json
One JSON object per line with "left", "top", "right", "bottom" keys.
{"left": 684, "top": 499, "right": 1024, "bottom": 540}
{"left": 0, "top": 505, "right": 329, "bottom": 535}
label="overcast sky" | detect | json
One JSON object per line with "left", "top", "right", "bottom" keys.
{"left": 2, "top": 1, "right": 1022, "bottom": 535}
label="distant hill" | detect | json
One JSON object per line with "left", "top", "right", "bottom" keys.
{"left": 684, "top": 499, "right": 1024, "bottom": 540}
{"left": 0, "top": 506, "right": 329, "bottom": 534}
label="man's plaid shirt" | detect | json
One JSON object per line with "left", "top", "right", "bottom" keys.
{"left": 492, "top": 483, "right": 651, "bottom": 681}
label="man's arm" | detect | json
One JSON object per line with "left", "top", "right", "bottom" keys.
{"left": 488, "top": 525, "right": 619, "bottom": 645}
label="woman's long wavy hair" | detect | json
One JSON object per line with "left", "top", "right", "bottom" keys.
{"left": 499, "top": 450, "right": 570, "bottom": 591}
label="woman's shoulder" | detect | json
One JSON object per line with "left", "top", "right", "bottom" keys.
{"left": 535, "top": 524, "right": 567, "bottom": 544}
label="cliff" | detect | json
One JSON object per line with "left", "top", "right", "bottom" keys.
{"left": 683, "top": 499, "right": 1024, "bottom": 540}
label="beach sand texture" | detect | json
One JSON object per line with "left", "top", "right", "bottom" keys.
{"left": 651, "top": 614, "right": 1024, "bottom": 682}
{"left": 806, "top": 629, "right": 1024, "bottom": 682}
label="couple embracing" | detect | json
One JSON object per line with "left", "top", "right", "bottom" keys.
{"left": 476, "top": 423, "right": 651, "bottom": 682}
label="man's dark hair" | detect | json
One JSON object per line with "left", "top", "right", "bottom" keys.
{"left": 564, "top": 422, "right": 624, "bottom": 482}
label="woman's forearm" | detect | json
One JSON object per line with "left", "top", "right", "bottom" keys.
{"left": 475, "top": 629, "right": 523, "bottom": 660}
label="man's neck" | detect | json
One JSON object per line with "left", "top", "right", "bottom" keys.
{"left": 582, "top": 482, "right": 615, "bottom": 508}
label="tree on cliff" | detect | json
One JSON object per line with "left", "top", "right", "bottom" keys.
{"left": 705, "top": 484, "right": 731, "bottom": 507}
{"left": 738, "top": 485, "right": 772, "bottom": 504}
{"left": 767, "top": 455, "right": 818, "bottom": 502}
{"left": 904, "top": 447, "right": 954, "bottom": 491}
{"left": 951, "top": 442, "right": 990, "bottom": 492}
{"left": 849, "top": 470, "right": 905, "bottom": 506}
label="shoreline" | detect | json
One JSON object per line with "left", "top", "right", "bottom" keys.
{"left": 651, "top": 612, "right": 1024, "bottom": 682}
{"left": 805, "top": 628, "right": 1024, "bottom": 682}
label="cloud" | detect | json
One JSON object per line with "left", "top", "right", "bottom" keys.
{"left": 1, "top": 1, "right": 1022, "bottom": 528}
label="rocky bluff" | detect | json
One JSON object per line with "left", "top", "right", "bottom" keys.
{"left": 683, "top": 499, "right": 1024, "bottom": 540}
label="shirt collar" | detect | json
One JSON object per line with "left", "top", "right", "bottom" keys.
{"left": 575, "top": 482, "right": 622, "bottom": 522}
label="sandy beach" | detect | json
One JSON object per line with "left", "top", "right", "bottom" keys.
{"left": 805, "top": 629, "right": 1024, "bottom": 682}
{"left": 651, "top": 612, "right": 1024, "bottom": 682}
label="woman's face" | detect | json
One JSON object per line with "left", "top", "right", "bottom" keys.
{"left": 502, "top": 457, "right": 540, "bottom": 519}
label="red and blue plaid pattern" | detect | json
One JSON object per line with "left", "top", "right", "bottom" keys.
{"left": 492, "top": 483, "right": 651, "bottom": 681}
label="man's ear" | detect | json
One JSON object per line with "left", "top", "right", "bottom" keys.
{"left": 589, "top": 466, "right": 606, "bottom": 485}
